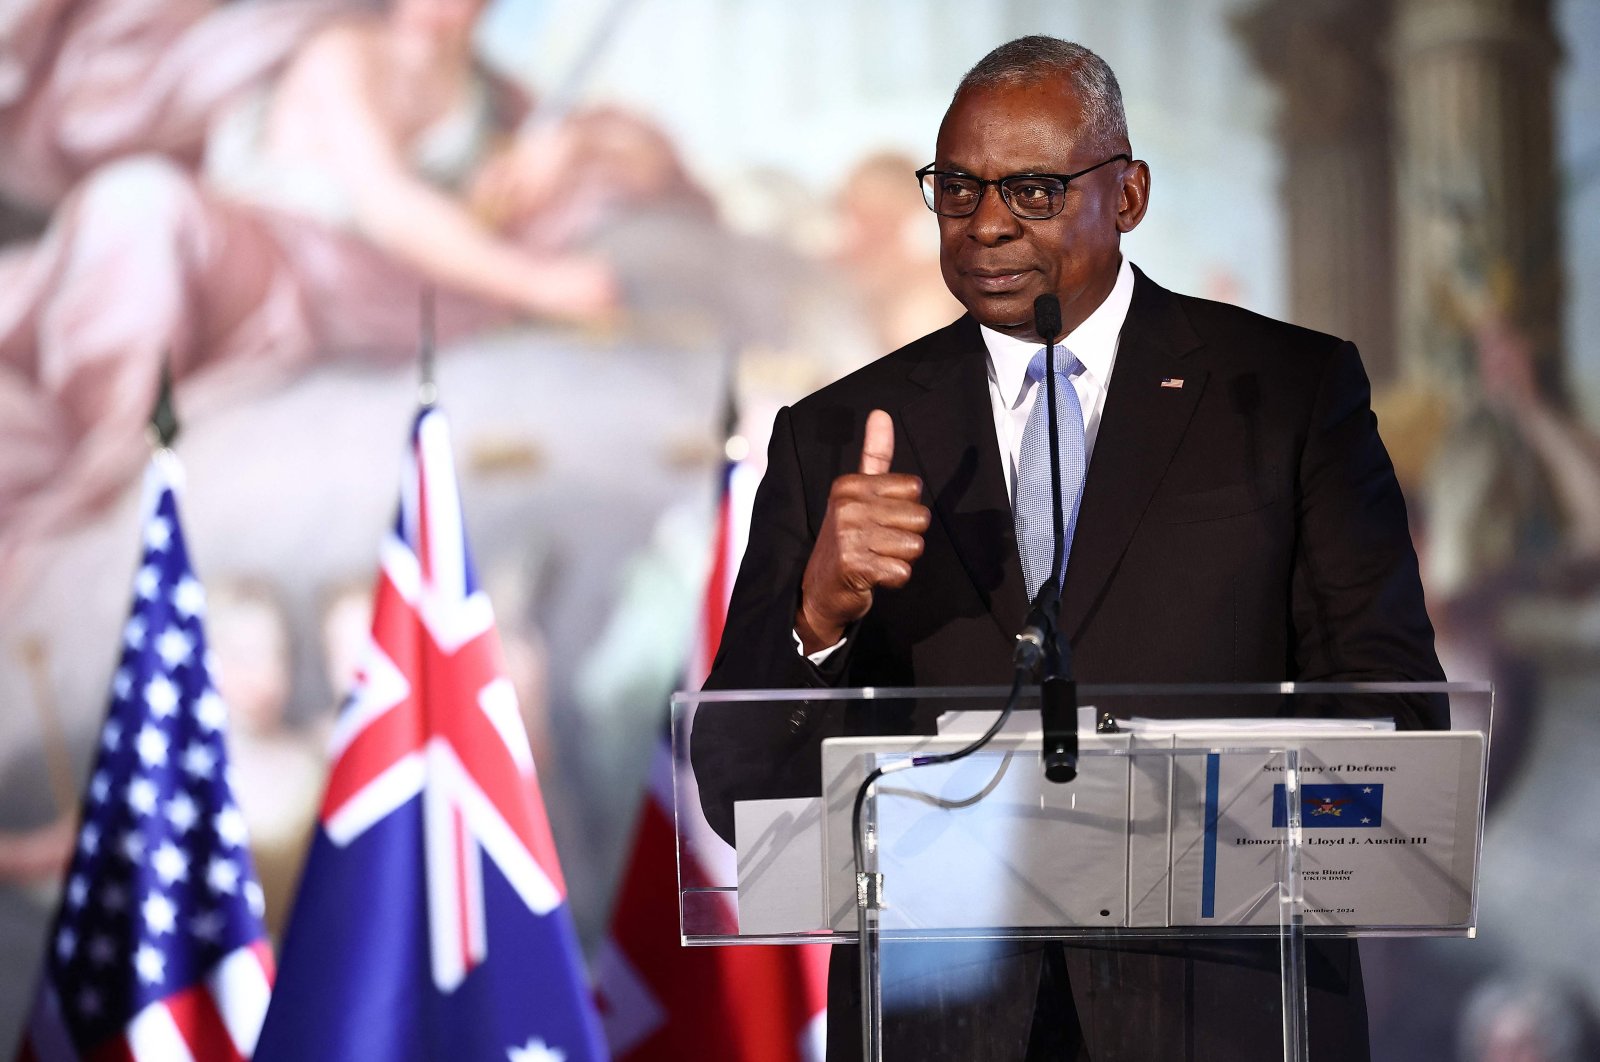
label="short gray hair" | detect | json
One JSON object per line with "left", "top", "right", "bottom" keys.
{"left": 955, "top": 36, "right": 1129, "bottom": 154}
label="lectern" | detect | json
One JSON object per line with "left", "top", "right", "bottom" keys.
{"left": 674, "top": 683, "right": 1489, "bottom": 1062}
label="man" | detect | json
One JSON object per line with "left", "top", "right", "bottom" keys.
{"left": 694, "top": 35, "right": 1444, "bottom": 1061}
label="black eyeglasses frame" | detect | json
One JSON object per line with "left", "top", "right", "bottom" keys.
{"left": 914, "top": 154, "right": 1132, "bottom": 220}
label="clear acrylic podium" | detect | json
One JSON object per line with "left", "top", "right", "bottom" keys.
{"left": 673, "top": 683, "right": 1489, "bottom": 1062}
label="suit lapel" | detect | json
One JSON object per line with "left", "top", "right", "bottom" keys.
{"left": 899, "top": 318, "right": 1030, "bottom": 642}
{"left": 1061, "top": 270, "right": 1207, "bottom": 642}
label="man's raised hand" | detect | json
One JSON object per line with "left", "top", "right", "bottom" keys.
{"left": 795, "top": 410, "right": 931, "bottom": 655}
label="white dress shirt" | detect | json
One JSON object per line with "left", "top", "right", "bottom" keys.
{"left": 800, "top": 256, "right": 1138, "bottom": 663}
{"left": 982, "top": 255, "right": 1136, "bottom": 504}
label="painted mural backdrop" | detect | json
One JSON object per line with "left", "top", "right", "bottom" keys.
{"left": 2, "top": 1, "right": 1597, "bottom": 1058}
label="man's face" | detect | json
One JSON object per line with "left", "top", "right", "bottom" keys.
{"left": 934, "top": 78, "right": 1147, "bottom": 340}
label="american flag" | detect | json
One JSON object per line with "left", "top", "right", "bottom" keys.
{"left": 18, "top": 452, "right": 275, "bottom": 1062}
{"left": 255, "top": 407, "right": 605, "bottom": 1061}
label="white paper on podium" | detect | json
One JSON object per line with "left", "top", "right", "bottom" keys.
{"left": 818, "top": 731, "right": 1132, "bottom": 932}
{"left": 728, "top": 724, "right": 1485, "bottom": 937}
{"left": 935, "top": 704, "right": 1100, "bottom": 737}
{"left": 735, "top": 797, "right": 827, "bottom": 936}
{"left": 1163, "top": 731, "right": 1484, "bottom": 928}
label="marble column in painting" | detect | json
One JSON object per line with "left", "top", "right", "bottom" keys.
{"left": 1392, "top": 0, "right": 1564, "bottom": 388}
{"left": 1235, "top": 0, "right": 1399, "bottom": 384}
{"left": 1392, "top": 0, "right": 1565, "bottom": 592}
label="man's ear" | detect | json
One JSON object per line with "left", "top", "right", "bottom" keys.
{"left": 1116, "top": 159, "right": 1151, "bottom": 234}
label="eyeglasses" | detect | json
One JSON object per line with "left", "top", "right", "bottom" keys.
{"left": 915, "top": 155, "right": 1131, "bottom": 220}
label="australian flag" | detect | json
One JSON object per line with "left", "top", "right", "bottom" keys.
{"left": 17, "top": 452, "right": 275, "bottom": 1061}
{"left": 1272, "top": 783, "right": 1385, "bottom": 828}
{"left": 255, "top": 408, "right": 607, "bottom": 1061}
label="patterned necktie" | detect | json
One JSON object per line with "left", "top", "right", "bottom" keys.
{"left": 1015, "top": 346, "right": 1087, "bottom": 601}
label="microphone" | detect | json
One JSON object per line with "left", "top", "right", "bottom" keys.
{"left": 1034, "top": 295, "right": 1062, "bottom": 347}
{"left": 1017, "top": 293, "right": 1078, "bottom": 783}
{"left": 1039, "top": 675, "right": 1079, "bottom": 784}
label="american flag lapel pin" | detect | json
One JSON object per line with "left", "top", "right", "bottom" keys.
{"left": 1160, "top": 377, "right": 1185, "bottom": 389}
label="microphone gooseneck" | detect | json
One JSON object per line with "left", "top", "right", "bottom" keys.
{"left": 1018, "top": 293, "right": 1078, "bottom": 783}
{"left": 1015, "top": 294, "right": 1064, "bottom": 657}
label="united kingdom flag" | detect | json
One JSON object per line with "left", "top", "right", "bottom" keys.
{"left": 255, "top": 408, "right": 606, "bottom": 1061}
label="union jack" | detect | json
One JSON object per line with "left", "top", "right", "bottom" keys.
{"left": 256, "top": 408, "right": 605, "bottom": 1061}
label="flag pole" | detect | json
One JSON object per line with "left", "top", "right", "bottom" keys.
{"left": 419, "top": 285, "right": 438, "bottom": 410}
{"left": 147, "top": 356, "right": 180, "bottom": 451}
{"left": 719, "top": 347, "right": 746, "bottom": 464}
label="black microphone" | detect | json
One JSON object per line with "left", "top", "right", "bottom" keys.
{"left": 1034, "top": 294, "right": 1062, "bottom": 347}
{"left": 1018, "top": 293, "right": 1078, "bottom": 783}
{"left": 1039, "top": 675, "right": 1079, "bottom": 784}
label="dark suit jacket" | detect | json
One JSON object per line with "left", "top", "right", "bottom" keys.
{"left": 694, "top": 269, "right": 1445, "bottom": 1060}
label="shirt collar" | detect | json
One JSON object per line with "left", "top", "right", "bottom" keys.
{"left": 982, "top": 256, "right": 1136, "bottom": 407}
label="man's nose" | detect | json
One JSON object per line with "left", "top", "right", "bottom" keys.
{"left": 967, "top": 182, "right": 1023, "bottom": 244}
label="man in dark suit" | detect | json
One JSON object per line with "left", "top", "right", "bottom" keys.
{"left": 694, "top": 35, "right": 1444, "bottom": 1061}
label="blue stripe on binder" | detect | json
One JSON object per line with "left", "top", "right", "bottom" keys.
{"left": 1202, "top": 753, "right": 1220, "bottom": 919}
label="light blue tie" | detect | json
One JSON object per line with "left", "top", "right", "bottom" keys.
{"left": 1016, "top": 347, "right": 1087, "bottom": 600}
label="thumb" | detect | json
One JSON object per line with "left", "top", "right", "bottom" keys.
{"left": 858, "top": 409, "right": 894, "bottom": 475}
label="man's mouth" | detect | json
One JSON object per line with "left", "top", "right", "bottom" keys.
{"left": 966, "top": 269, "right": 1034, "bottom": 294}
